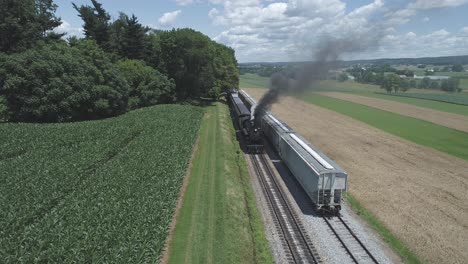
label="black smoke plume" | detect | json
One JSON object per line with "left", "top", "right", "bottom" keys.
{"left": 254, "top": 33, "right": 383, "bottom": 121}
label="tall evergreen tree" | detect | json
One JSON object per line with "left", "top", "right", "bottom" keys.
{"left": 35, "top": 0, "right": 62, "bottom": 37}
{"left": 121, "top": 15, "right": 149, "bottom": 60}
{"left": 0, "top": 0, "right": 41, "bottom": 53}
{"left": 73, "top": 0, "right": 110, "bottom": 50}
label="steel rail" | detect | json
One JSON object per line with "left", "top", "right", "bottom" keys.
{"left": 252, "top": 154, "right": 320, "bottom": 264}
{"left": 323, "top": 215, "right": 379, "bottom": 264}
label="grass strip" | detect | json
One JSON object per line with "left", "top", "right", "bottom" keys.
{"left": 167, "top": 103, "right": 273, "bottom": 264}
{"left": 374, "top": 92, "right": 468, "bottom": 106}
{"left": 346, "top": 194, "right": 422, "bottom": 264}
{"left": 354, "top": 92, "right": 468, "bottom": 116}
{"left": 302, "top": 93, "right": 468, "bottom": 160}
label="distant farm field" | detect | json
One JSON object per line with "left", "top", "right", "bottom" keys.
{"left": 301, "top": 94, "right": 468, "bottom": 160}
{"left": 239, "top": 73, "right": 269, "bottom": 88}
{"left": 375, "top": 92, "right": 468, "bottom": 106}
{"left": 0, "top": 105, "right": 203, "bottom": 263}
{"left": 239, "top": 75, "right": 468, "bottom": 116}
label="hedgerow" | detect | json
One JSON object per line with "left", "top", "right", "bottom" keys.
{"left": 0, "top": 105, "right": 203, "bottom": 263}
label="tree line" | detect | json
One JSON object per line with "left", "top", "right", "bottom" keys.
{"left": 346, "top": 65, "right": 461, "bottom": 93}
{"left": 0, "top": 0, "right": 239, "bottom": 122}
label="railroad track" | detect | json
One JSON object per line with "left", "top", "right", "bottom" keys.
{"left": 323, "top": 215, "right": 379, "bottom": 264}
{"left": 251, "top": 154, "right": 321, "bottom": 264}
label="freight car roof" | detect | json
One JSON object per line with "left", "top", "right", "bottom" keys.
{"left": 231, "top": 95, "right": 251, "bottom": 116}
{"left": 268, "top": 114, "right": 291, "bottom": 132}
{"left": 283, "top": 133, "right": 346, "bottom": 174}
{"left": 239, "top": 90, "right": 256, "bottom": 106}
{"left": 290, "top": 134, "right": 334, "bottom": 169}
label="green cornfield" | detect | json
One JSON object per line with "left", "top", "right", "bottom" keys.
{"left": 377, "top": 92, "right": 468, "bottom": 106}
{"left": 0, "top": 105, "right": 203, "bottom": 263}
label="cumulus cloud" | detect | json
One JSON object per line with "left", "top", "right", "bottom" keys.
{"left": 208, "top": 0, "right": 468, "bottom": 62}
{"left": 210, "top": 0, "right": 389, "bottom": 61}
{"left": 158, "top": 10, "right": 182, "bottom": 27}
{"left": 374, "top": 28, "right": 468, "bottom": 59}
{"left": 53, "top": 20, "right": 83, "bottom": 37}
{"left": 408, "top": 0, "right": 468, "bottom": 9}
{"left": 285, "top": 0, "right": 346, "bottom": 18}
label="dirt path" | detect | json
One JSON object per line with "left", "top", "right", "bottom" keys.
{"left": 245, "top": 88, "right": 468, "bottom": 264}
{"left": 319, "top": 92, "right": 468, "bottom": 133}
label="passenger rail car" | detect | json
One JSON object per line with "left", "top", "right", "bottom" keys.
{"left": 239, "top": 90, "right": 348, "bottom": 212}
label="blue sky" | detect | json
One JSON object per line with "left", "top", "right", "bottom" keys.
{"left": 54, "top": 0, "right": 468, "bottom": 62}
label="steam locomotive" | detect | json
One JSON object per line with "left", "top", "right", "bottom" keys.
{"left": 226, "top": 90, "right": 263, "bottom": 153}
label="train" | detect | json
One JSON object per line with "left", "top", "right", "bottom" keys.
{"left": 232, "top": 89, "right": 348, "bottom": 213}
{"left": 226, "top": 90, "right": 264, "bottom": 153}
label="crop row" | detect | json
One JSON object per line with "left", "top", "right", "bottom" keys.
{"left": 377, "top": 92, "right": 468, "bottom": 106}
{"left": 0, "top": 105, "right": 203, "bottom": 263}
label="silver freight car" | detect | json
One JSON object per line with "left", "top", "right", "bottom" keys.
{"left": 240, "top": 90, "right": 348, "bottom": 212}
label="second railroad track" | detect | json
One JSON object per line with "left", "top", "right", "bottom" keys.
{"left": 251, "top": 153, "right": 321, "bottom": 264}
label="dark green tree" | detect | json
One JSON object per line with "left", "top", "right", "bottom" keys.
{"left": 400, "top": 79, "right": 410, "bottom": 92}
{"left": 441, "top": 78, "right": 460, "bottom": 92}
{"left": 337, "top": 73, "right": 348, "bottom": 82}
{"left": 35, "top": 0, "right": 62, "bottom": 37}
{"left": 430, "top": 81, "right": 439, "bottom": 90}
{"left": 155, "top": 29, "right": 238, "bottom": 99}
{"left": 73, "top": 0, "right": 111, "bottom": 50}
{"left": 381, "top": 74, "right": 401, "bottom": 93}
{"left": 452, "top": 64, "right": 464, "bottom": 72}
{"left": 121, "top": 15, "right": 149, "bottom": 60}
{"left": 108, "top": 13, "right": 128, "bottom": 55}
{"left": 0, "top": 41, "right": 129, "bottom": 122}
{"left": 117, "top": 59, "right": 175, "bottom": 109}
{"left": 0, "top": 0, "right": 61, "bottom": 53}
{"left": 419, "top": 77, "right": 431, "bottom": 89}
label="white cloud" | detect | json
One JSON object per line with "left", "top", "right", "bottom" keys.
{"left": 210, "top": 0, "right": 389, "bottom": 61}
{"left": 158, "top": 10, "right": 182, "bottom": 27}
{"left": 385, "top": 8, "right": 416, "bottom": 26}
{"left": 422, "top": 16, "right": 430, "bottom": 22}
{"left": 207, "top": 0, "right": 468, "bottom": 62}
{"left": 408, "top": 0, "right": 468, "bottom": 9}
{"left": 175, "top": 0, "right": 193, "bottom": 5}
{"left": 53, "top": 20, "right": 83, "bottom": 37}
{"left": 285, "top": 0, "right": 346, "bottom": 18}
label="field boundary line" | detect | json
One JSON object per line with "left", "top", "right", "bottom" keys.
{"left": 159, "top": 120, "right": 203, "bottom": 264}
{"left": 318, "top": 92, "right": 468, "bottom": 134}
